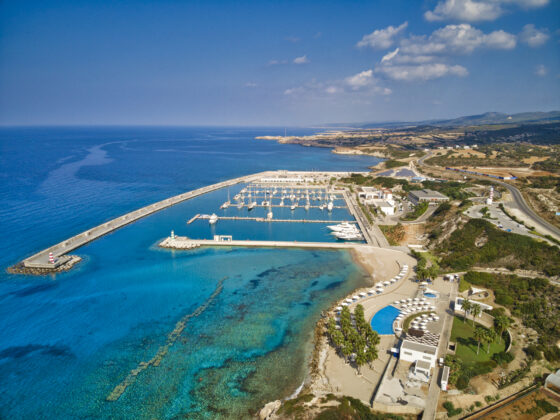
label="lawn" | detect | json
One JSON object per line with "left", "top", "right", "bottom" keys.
{"left": 450, "top": 316, "right": 506, "bottom": 365}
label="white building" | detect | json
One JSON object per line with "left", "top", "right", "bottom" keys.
{"left": 441, "top": 366, "right": 450, "bottom": 391}
{"left": 358, "top": 187, "right": 395, "bottom": 215}
{"left": 454, "top": 297, "right": 493, "bottom": 314}
{"left": 399, "top": 339, "right": 438, "bottom": 368}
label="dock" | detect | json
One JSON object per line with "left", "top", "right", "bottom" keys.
{"left": 17, "top": 171, "right": 274, "bottom": 271}
{"left": 160, "top": 236, "right": 371, "bottom": 250}
{"left": 196, "top": 215, "right": 357, "bottom": 224}
{"left": 187, "top": 214, "right": 200, "bottom": 224}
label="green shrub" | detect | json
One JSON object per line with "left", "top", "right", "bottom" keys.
{"left": 456, "top": 375, "right": 470, "bottom": 390}
{"left": 535, "top": 399, "right": 559, "bottom": 413}
{"left": 443, "top": 401, "right": 463, "bottom": 417}
{"left": 492, "top": 351, "right": 514, "bottom": 365}
{"left": 525, "top": 345, "right": 542, "bottom": 360}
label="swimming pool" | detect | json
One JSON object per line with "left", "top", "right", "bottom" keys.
{"left": 424, "top": 293, "right": 437, "bottom": 298}
{"left": 370, "top": 305, "right": 400, "bottom": 335}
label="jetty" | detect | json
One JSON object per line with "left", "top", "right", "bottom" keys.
{"left": 16, "top": 171, "right": 273, "bottom": 272}
{"left": 196, "top": 215, "right": 358, "bottom": 224}
{"left": 160, "top": 236, "right": 370, "bottom": 250}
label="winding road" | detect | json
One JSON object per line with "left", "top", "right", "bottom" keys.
{"left": 417, "top": 151, "right": 560, "bottom": 241}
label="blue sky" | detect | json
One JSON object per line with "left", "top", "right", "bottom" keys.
{"left": 1, "top": 0, "right": 559, "bottom": 126}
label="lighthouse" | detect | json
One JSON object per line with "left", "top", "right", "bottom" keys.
{"left": 486, "top": 186, "right": 494, "bottom": 205}
{"left": 48, "top": 252, "right": 55, "bottom": 264}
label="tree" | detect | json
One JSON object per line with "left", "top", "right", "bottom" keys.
{"left": 484, "top": 329, "right": 497, "bottom": 354}
{"left": 494, "top": 315, "right": 511, "bottom": 343}
{"left": 471, "top": 303, "right": 482, "bottom": 326}
{"left": 474, "top": 326, "right": 486, "bottom": 355}
{"left": 462, "top": 299, "right": 472, "bottom": 323}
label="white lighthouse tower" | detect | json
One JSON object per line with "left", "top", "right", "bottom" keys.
{"left": 486, "top": 186, "right": 494, "bottom": 205}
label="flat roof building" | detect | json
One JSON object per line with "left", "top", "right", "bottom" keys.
{"left": 399, "top": 339, "right": 438, "bottom": 368}
{"left": 408, "top": 189, "right": 449, "bottom": 205}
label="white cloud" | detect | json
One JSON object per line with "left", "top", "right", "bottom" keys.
{"left": 293, "top": 55, "right": 310, "bottom": 64}
{"left": 357, "top": 22, "right": 408, "bottom": 49}
{"left": 425, "top": 0, "right": 549, "bottom": 22}
{"left": 245, "top": 82, "right": 258, "bottom": 88}
{"left": 425, "top": 0, "right": 503, "bottom": 22}
{"left": 535, "top": 64, "right": 548, "bottom": 76}
{"left": 284, "top": 70, "right": 391, "bottom": 98}
{"left": 381, "top": 48, "right": 400, "bottom": 63}
{"left": 285, "top": 36, "right": 301, "bottom": 43}
{"left": 376, "top": 63, "right": 468, "bottom": 81}
{"left": 345, "top": 69, "right": 375, "bottom": 90}
{"left": 519, "top": 24, "right": 549, "bottom": 47}
{"left": 400, "top": 24, "right": 516, "bottom": 55}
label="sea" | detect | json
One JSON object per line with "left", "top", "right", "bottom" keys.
{"left": 0, "top": 127, "right": 381, "bottom": 419}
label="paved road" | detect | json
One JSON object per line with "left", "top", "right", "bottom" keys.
{"left": 416, "top": 151, "right": 560, "bottom": 241}
{"left": 495, "top": 180, "right": 560, "bottom": 239}
{"left": 422, "top": 280, "right": 458, "bottom": 420}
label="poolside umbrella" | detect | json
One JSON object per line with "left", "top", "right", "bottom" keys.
{"left": 345, "top": 298, "right": 352, "bottom": 303}
{"left": 341, "top": 302, "right": 348, "bottom": 306}
{"left": 359, "top": 292, "right": 367, "bottom": 297}
{"left": 420, "top": 281, "right": 428, "bottom": 286}
{"left": 400, "top": 299, "right": 406, "bottom": 303}
{"left": 413, "top": 298, "right": 420, "bottom": 301}
{"left": 407, "top": 298, "right": 413, "bottom": 302}
{"left": 393, "top": 301, "right": 400, "bottom": 305}
{"left": 335, "top": 306, "right": 343, "bottom": 311}
{"left": 352, "top": 295, "right": 359, "bottom": 300}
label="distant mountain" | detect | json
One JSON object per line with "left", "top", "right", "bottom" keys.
{"left": 351, "top": 111, "right": 560, "bottom": 129}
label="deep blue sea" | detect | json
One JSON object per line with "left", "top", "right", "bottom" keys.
{"left": 0, "top": 127, "right": 381, "bottom": 419}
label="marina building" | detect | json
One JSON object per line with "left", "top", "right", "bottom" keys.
{"left": 408, "top": 189, "right": 449, "bottom": 205}
{"left": 358, "top": 187, "right": 395, "bottom": 215}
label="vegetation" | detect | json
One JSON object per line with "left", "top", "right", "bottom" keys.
{"left": 421, "top": 180, "right": 474, "bottom": 201}
{"left": 437, "top": 218, "right": 560, "bottom": 276}
{"left": 446, "top": 317, "right": 508, "bottom": 388}
{"left": 443, "top": 401, "right": 462, "bottom": 417}
{"left": 402, "top": 201, "right": 429, "bottom": 221}
{"left": 412, "top": 250, "right": 439, "bottom": 280}
{"left": 379, "top": 224, "right": 405, "bottom": 246}
{"left": 463, "top": 271, "right": 560, "bottom": 361}
{"left": 315, "top": 396, "right": 405, "bottom": 420}
{"left": 496, "top": 362, "right": 532, "bottom": 389}
{"left": 327, "top": 305, "right": 380, "bottom": 374}
{"left": 384, "top": 159, "right": 407, "bottom": 169}
{"left": 340, "top": 174, "right": 413, "bottom": 191}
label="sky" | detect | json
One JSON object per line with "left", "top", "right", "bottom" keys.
{"left": 1, "top": 0, "right": 559, "bottom": 126}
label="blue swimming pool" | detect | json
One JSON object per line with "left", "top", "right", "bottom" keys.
{"left": 370, "top": 305, "right": 400, "bottom": 335}
{"left": 424, "top": 293, "right": 437, "bottom": 298}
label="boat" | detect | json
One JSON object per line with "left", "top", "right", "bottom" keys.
{"left": 209, "top": 213, "right": 218, "bottom": 225}
{"left": 267, "top": 205, "right": 273, "bottom": 220}
{"left": 290, "top": 204, "right": 297, "bottom": 210}
{"left": 237, "top": 200, "right": 243, "bottom": 209}
{"left": 304, "top": 201, "right": 310, "bottom": 211}
{"left": 221, "top": 190, "right": 231, "bottom": 209}
{"left": 327, "top": 201, "right": 334, "bottom": 212}
{"left": 334, "top": 231, "right": 363, "bottom": 241}
{"left": 279, "top": 198, "right": 284, "bottom": 207}
{"left": 327, "top": 222, "right": 356, "bottom": 232}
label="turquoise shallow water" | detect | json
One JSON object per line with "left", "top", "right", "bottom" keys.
{"left": 0, "top": 127, "right": 379, "bottom": 419}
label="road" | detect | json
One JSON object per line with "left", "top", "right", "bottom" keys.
{"left": 495, "top": 180, "right": 560, "bottom": 239}
{"left": 416, "top": 151, "right": 560, "bottom": 241}
{"left": 422, "top": 279, "right": 458, "bottom": 420}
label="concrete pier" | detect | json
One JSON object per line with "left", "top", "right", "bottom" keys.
{"left": 196, "top": 215, "right": 358, "bottom": 224}
{"left": 160, "top": 236, "right": 370, "bottom": 250}
{"left": 18, "top": 171, "right": 273, "bottom": 271}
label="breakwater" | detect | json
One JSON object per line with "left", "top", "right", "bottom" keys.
{"left": 16, "top": 171, "right": 273, "bottom": 272}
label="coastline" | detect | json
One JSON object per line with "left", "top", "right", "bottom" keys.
{"left": 259, "top": 245, "right": 412, "bottom": 418}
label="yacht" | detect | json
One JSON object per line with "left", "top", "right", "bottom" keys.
{"left": 334, "top": 231, "right": 364, "bottom": 241}
{"left": 290, "top": 203, "right": 297, "bottom": 210}
{"left": 248, "top": 200, "right": 257, "bottom": 211}
{"left": 209, "top": 213, "right": 218, "bottom": 225}
{"left": 327, "top": 222, "right": 356, "bottom": 232}
{"left": 327, "top": 201, "right": 334, "bottom": 212}
{"left": 267, "top": 205, "right": 273, "bottom": 220}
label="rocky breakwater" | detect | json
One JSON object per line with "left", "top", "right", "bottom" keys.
{"left": 8, "top": 255, "right": 82, "bottom": 275}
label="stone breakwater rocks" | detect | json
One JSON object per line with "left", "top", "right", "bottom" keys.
{"left": 159, "top": 236, "right": 200, "bottom": 250}
{"left": 7, "top": 256, "right": 82, "bottom": 275}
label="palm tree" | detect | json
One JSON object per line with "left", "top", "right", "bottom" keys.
{"left": 484, "top": 329, "right": 497, "bottom": 354}
{"left": 494, "top": 315, "right": 511, "bottom": 343}
{"left": 473, "top": 326, "right": 486, "bottom": 355}
{"left": 462, "top": 298, "right": 472, "bottom": 323}
{"left": 471, "top": 303, "right": 481, "bottom": 326}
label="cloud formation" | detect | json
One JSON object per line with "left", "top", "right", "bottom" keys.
{"left": 357, "top": 22, "right": 408, "bottom": 49}
{"left": 381, "top": 48, "right": 400, "bottom": 63}
{"left": 376, "top": 63, "right": 468, "bottom": 81}
{"left": 400, "top": 24, "right": 516, "bottom": 55}
{"left": 425, "top": 0, "right": 550, "bottom": 22}
{"left": 519, "top": 24, "right": 549, "bottom": 47}
{"left": 293, "top": 55, "right": 310, "bottom": 64}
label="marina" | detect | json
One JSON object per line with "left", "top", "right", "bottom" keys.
{"left": 14, "top": 170, "right": 374, "bottom": 273}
